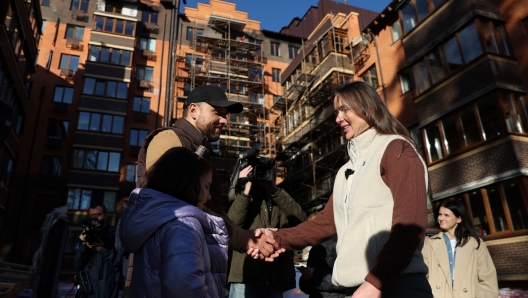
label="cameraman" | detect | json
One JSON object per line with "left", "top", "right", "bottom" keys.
{"left": 74, "top": 204, "right": 122, "bottom": 298}
{"left": 227, "top": 164, "right": 307, "bottom": 297}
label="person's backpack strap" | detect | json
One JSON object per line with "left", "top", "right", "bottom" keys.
{"left": 124, "top": 253, "right": 134, "bottom": 287}
{"left": 145, "top": 129, "right": 182, "bottom": 170}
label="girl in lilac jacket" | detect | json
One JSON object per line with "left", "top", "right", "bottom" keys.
{"left": 119, "top": 147, "right": 229, "bottom": 298}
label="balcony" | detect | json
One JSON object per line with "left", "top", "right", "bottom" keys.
{"left": 141, "top": 49, "right": 157, "bottom": 61}
{"left": 60, "top": 69, "right": 76, "bottom": 82}
{"left": 138, "top": 80, "right": 152, "bottom": 90}
{"left": 66, "top": 38, "right": 84, "bottom": 51}
{"left": 71, "top": 10, "right": 89, "bottom": 22}
{"left": 143, "top": 22, "right": 159, "bottom": 34}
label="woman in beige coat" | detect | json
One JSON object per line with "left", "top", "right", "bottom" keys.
{"left": 422, "top": 200, "right": 498, "bottom": 298}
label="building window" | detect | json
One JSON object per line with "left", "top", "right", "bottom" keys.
{"left": 136, "top": 66, "right": 153, "bottom": 81}
{"left": 360, "top": 65, "right": 379, "bottom": 89}
{"left": 67, "top": 188, "right": 92, "bottom": 210}
{"left": 142, "top": 11, "right": 158, "bottom": 24}
{"left": 93, "top": 16, "right": 135, "bottom": 36}
{"left": 41, "top": 0, "right": 50, "bottom": 6}
{"left": 126, "top": 164, "right": 137, "bottom": 182}
{"left": 271, "top": 68, "right": 281, "bottom": 82}
{"left": 399, "top": 69, "right": 412, "bottom": 94}
{"left": 133, "top": 97, "right": 150, "bottom": 113}
{"left": 421, "top": 92, "right": 517, "bottom": 163}
{"left": 78, "top": 111, "right": 124, "bottom": 134}
{"left": 270, "top": 42, "right": 280, "bottom": 56}
{"left": 139, "top": 37, "right": 156, "bottom": 51}
{"left": 40, "top": 156, "right": 62, "bottom": 176}
{"left": 185, "top": 27, "right": 203, "bottom": 41}
{"left": 288, "top": 46, "right": 298, "bottom": 59}
{"left": 400, "top": 1, "right": 417, "bottom": 34}
{"left": 88, "top": 45, "right": 131, "bottom": 66}
{"left": 391, "top": 19, "right": 402, "bottom": 42}
{"left": 53, "top": 86, "right": 74, "bottom": 104}
{"left": 83, "top": 77, "right": 128, "bottom": 99}
{"left": 437, "top": 178, "right": 528, "bottom": 237}
{"left": 482, "top": 20, "right": 511, "bottom": 57}
{"left": 130, "top": 129, "right": 148, "bottom": 146}
{"left": 70, "top": 0, "right": 89, "bottom": 12}
{"left": 59, "top": 54, "right": 79, "bottom": 71}
{"left": 48, "top": 119, "right": 69, "bottom": 139}
{"left": 72, "top": 148, "right": 121, "bottom": 172}
{"left": 458, "top": 22, "right": 482, "bottom": 64}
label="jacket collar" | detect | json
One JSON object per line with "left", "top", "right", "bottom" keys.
{"left": 174, "top": 118, "right": 213, "bottom": 151}
{"left": 346, "top": 128, "right": 377, "bottom": 169}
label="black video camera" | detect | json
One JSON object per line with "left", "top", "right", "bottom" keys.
{"left": 82, "top": 218, "right": 103, "bottom": 244}
{"left": 239, "top": 154, "right": 276, "bottom": 182}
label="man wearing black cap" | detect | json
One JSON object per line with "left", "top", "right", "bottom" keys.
{"left": 134, "top": 85, "right": 281, "bottom": 257}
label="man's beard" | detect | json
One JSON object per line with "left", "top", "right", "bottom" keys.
{"left": 196, "top": 118, "right": 222, "bottom": 141}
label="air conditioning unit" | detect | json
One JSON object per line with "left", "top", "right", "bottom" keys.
{"left": 142, "top": 50, "right": 156, "bottom": 61}
{"left": 72, "top": 10, "right": 88, "bottom": 22}
{"left": 139, "top": 80, "right": 152, "bottom": 89}
{"left": 143, "top": 22, "right": 160, "bottom": 34}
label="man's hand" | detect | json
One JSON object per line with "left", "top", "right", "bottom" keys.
{"left": 298, "top": 267, "right": 314, "bottom": 281}
{"left": 244, "top": 228, "right": 284, "bottom": 262}
{"left": 351, "top": 281, "right": 381, "bottom": 298}
{"left": 239, "top": 166, "right": 253, "bottom": 195}
{"left": 79, "top": 233, "right": 95, "bottom": 250}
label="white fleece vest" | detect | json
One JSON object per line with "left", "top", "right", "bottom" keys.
{"left": 332, "top": 129, "right": 428, "bottom": 287}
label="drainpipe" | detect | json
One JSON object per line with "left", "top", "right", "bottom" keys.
{"left": 368, "top": 29, "right": 387, "bottom": 103}
{"left": 165, "top": 0, "right": 184, "bottom": 126}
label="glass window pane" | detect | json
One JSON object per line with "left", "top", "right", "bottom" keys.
{"left": 136, "top": 67, "right": 144, "bottom": 80}
{"left": 432, "top": 0, "right": 445, "bottom": 8}
{"left": 476, "top": 96, "right": 505, "bottom": 140}
{"left": 103, "top": 191, "right": 116, "bottom": 212}
{"left": 83, "top": 78, "right": 95, "bottom": 94}
{"left": 112, "top": 116, "right": 124, "bottom": 133}
{"left": 400, "top": 2, "right": 416, "bottom": 34}
{"left": 441, "top": 115, "right": 461, "bottom": 155}
{"left": 63, "top": 87, "right": 74, "bottom": 104}
{"left": 99, "top": 47, "right": 110, "bottom": 63}
{"left": 59, "top": 55, "right": 69, "bottom": 69}
{"left": 110, "top": 49, "right": 120, "bottom": 65}
{"left": 415, "top": 0, "right": 430, "bottom": 22}
{"left": 486, "top": 185, "right": 508, "bottom": 232}
{"left": 88, "top": 46, "right": 99, "bottom": 62}
{"left": 458, "top": 22, "right": 482, "bottom": 64}
{"left": 515, "top": 95, "right": 528, "bottom": 133}
{"left": 427, "top": 49, "right": 444, "bottom": 84}
{"left": 138, "top": 130, "right": 148, "bottom": 144}
{"left": 67, "top": 188, "right": 81, "bottom": 209}
{"left": 125, "top": 21, "right": 134, "bottom": 35}
{"left": 139, "top": 38, "right": 147, "bottom": 50}
{"left": 115, "top": 19, "right": 124, "bottom": 35}
{"left": 80, "top": 190, "right": 91, "bottom": 210}
{"left": 133, "top": 97, "right": 141, "bottom": 111}
{"left": 72, "top": 149, "right": 84, "bottom": 168}
{"left": 106, "top": 81, "right": 117, "bottom": 97}
{"left": 75, "top": 27, "right": 84, "bottom": 40}
{"left": 104, "top": 17, "right": 114, "bottom": 32}
{"left": 89, "top": 113, "right": 100, "bottom": 131}
{"left": 391, "top": 19, "right": 402, "bottom": 41}
{"left": 84, "top": 150, "right": 96, "bottom": 170}
{"left": 412, "top": 60, "right": 430, "bottom": 94}
{"left": 120, "top": 50, "right": 130, "bottom": 66}
{"left": 70, "top": 56, "right": 79, "bottom": 71}
{"left": 503, "top": 179, "right": 528, "bottom": 231}
{"left": 148, "top": 39, "right": 156, "bottom": 51}
{"left": 101, "top": 115, "right": 112, "bottom": 132}
{"left": 424, "top": 122, "right": 444, "bottom": 163}
{"left": 95, "top": 81, "right": 105, "bottom": 96}
{"left": 78, "top": 112, "right": 90, "bottom": 130}
{"left": 443, "top": 37, "right": 463, "bottom": 73}
{"left": 459, "top": 105, "right": 481, "bottom": 147}
{"left": 130, "top": 129, "right": 138, "bottom": 145}
{"left": 54, "top": 87, "right": 64, "bottom": 102}
{"left": 145, "top": 67, "right": 153, "bottom": 81}
{"left": 141, "top": 98, "right": 150, "bottom": 113}
{"left": 108, "top": 152, "right": 120, "bottom": 172}
{"left": 94, "top": 16, "right": 104, "bottom": 31}
{"left": 97, "top": 151, "right": 109, "bottom": 170}
{"left": 126, "top": 165, "right": 136, "bottom": 182}
{"left": 468, "top": 189, "right": 490, "bottom": 236}
{"left": 66, "top": 26, "right": 74, "bottom": 39}
{"left": 116, "top": 82, "right": 128, "bottom": 99}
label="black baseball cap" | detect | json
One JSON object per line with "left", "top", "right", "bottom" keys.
{"left": 184, "top": 85, "right": 243, "bottom": 114}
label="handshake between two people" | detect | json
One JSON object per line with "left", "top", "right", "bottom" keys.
{"left": 244, "top": 228, "right": 284, "bottom": 262}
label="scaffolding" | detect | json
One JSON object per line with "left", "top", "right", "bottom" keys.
{"left": 270, "top": 17, "right": 358, "bottom": 212}
{"left": 174, "top": 14, "right": 267, "bottom": 156}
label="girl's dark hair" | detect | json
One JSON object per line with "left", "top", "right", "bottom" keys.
{"left": 438, "top": 200, "right": 481, "bottom": 249}
{"left": 334, "top": 81, "right": 417, "bottom": 148}
{"left": 140, "top": 147, "right": 212, "bottom": 206}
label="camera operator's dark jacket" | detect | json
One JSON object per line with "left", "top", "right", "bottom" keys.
{"left": 227, "top": 187, "right": 306, "bottom": 291}
{"left": 74, "top": 225, "right": 122, "bottom": 298}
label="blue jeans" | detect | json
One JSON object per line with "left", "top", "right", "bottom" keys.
{"left": 229, "top": 283, "right": 284, "bottom": 298}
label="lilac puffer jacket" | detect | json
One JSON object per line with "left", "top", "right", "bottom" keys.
{"left": 120, "top": 188, "right": 229, "bottom": 298}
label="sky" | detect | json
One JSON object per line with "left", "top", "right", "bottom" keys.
{"left": 181, "top": 0, "right": 392, "bottom": 32}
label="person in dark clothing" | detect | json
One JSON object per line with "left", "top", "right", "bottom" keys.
{"left": 74, "top": 204, "right": 122, "bottom": 298}
{"left": 228, "top": 165, "right": 307, "bottom": 297}
{"left": 299, "top": 234, "right": 346, "bottom": 298}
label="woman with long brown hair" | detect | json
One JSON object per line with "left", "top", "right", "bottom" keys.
{"left": 259, "top": 81, "right": 432, "bottom": 297}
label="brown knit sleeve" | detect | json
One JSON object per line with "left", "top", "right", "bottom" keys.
{"left": 365, "top": 139, "right": 428, "bottom": 291}
{"left": 274, "top": 194, "right": 336, "bottom": 250}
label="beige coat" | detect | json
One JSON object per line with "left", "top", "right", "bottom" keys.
{"left": 422, "top": 232, "right": 498, "bottom": 298}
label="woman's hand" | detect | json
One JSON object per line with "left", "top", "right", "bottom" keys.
{"left": 239, "top": 166, "right": 253, "bottom": 195}
{"left": 351, "top": 282, "right": 381, "bottom": 298}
